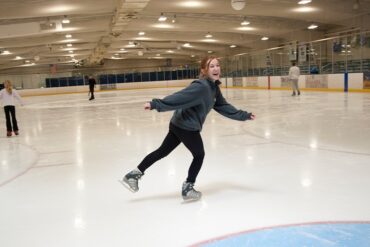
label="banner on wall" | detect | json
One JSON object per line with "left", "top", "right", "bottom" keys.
{"left": 280, "top": 76, "right": 291, "bottom": 87}
{"left": 49, "top": 64, "right": 57, "bottom": 74}
{"left": 364, "top": 72, "right": 370, "bottom": 89}
{"left": 244, "top": 77, "right": 258, "bottom": 87}
{"left": 305, "top": 75, "right": 328, "bottom": 88}
{"left": 265, "top": 53, "right": 272, "bottom": 66}
{"left": 232, "top": 77, "right": 243, "bottom": 87}
{"left": 288, "top": 44, "right": 297, "bottom": 61}
{"left": 298, "top": 45, "right": 307, "bottom": 62}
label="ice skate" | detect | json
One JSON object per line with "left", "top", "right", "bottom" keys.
{"left": 182, "top": 181, "right": 202, "bottom": 201}
{"left": 119, "top": 168, "right": 143, "bottom": 193}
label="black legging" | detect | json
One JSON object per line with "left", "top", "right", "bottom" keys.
{"left": 4, "top": 105, "right": 18, "bottom": 132}
{"left": 138, "top": 123, "right": 205, "bottom": 183}
{"left": 89, "top": 85, "right": 95, "bottom": 99}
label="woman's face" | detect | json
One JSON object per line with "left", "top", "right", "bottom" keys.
{"left": 207, "top": 58, "right": 220, "bottom": 81}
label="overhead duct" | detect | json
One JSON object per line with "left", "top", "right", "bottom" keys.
{"left": 85, "top": 0, "right": 151, "bottom": 66}
{"left": 39, "top": 22, "right": 57, "bottom": 31}
{"left": 111, "top": 0, "right": 151, "bottom": 33}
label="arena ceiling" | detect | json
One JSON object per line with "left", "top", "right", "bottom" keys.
{"left": 0, "top": 0, "right": 369, "bottom": 72}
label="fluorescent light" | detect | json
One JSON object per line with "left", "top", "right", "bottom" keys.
{"left": 298, "top": 0, "right": 312, "bottom": 4}
{"left": 158, "top": 13, "right": 167, "bottom": 22}
{"left": 177, "top": 1, "right": 205, "bottom": 7}
{"left": 230, "top": 45, "right": 237, "bottom": 48}
{"left": 62, "top": 16, "right": 70, "bottom": 24}
{"left": 293, "top": 6, "right": 317, "bottom": 12}
{"left": 261, "top": 37, "right": 269, "bottom": 40}
{"left": 152, "top": 23, "right": 173, "bottom": 29}
{"left": 65, "top": 34, "right": 72, "bottom": 38}
{"left": 201, "top": 39, "right": 217, "bottom": 42}
{"left": 308, "top": 24, "right": 318, "bottom": 29}
{"left": 237, "top": 26, "right": 256, "bottom": 31}
{"left": 241, "top": 20, "right": 250, "bottom": 26}
{"left": 138, "top": 31, "right": 145, "bottom": 36}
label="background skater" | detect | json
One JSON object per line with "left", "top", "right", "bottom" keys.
{"left": 88, "top": 76, "right": 96, "bottom": 100}
{"left": 0, "top": 80, "right": 24, "bottom": 137}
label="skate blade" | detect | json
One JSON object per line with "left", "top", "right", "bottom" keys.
{"left": 118, "top": 179, "right": 136, "bottom": 193}
{"left": 182, "top": 196, "right": 201, "bottom": 203}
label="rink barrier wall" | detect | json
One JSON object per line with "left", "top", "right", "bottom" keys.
{"left": 16, "top": 73, "right": 369, "bottom": 97}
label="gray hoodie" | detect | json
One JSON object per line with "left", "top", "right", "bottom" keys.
{"left": 150, "top": 79, "right": 252, "bottom": 131}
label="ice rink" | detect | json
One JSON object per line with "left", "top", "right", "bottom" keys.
{"left": 1, "top": 87, "right": 370, "bottom": 246}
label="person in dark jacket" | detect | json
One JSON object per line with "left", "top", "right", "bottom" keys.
{"left": 120, "top": 56, "right": 255, "bottom": 201}
{"left": 88, "top": 76, "right": 96, "bottom": 100}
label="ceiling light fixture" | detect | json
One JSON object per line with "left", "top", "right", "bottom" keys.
{"left": 62, "top": 15, "right": 70, "bottom": 24}
{"left": 261, "top": 37, "right": 269, "bottom": 41}
{"left": 298, "top": 0, "right": 312, "bottom": 4}
{"left": 308, "top": 24, "right": 318, "bottom": 29}
{"left": 65, "top": 34, "right": 72, "bottom": 38}
{"left": 138, "top": 31, "right": 145, "bottom": 36}
{"left": 158, "top": 13, "right": 167, "bottom": 22}
{"left": 205, "top": 32, "right": 213, "bottom": 38}
{"left": 241, "top": 17, "right": 250, "bottom": 26}
{"left": 172, "top": 15, "right": 176, "bottom": 23}
{"left": 230, "top": 45, "right": 237, "bottom": 48}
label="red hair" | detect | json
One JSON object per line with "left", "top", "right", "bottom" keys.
{"left": 199, "top": 56, "right": 220, "bottom": 79}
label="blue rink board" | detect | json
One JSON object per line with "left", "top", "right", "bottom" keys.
{"left": 200, "top": 223, "right": 370, "bottom": 247}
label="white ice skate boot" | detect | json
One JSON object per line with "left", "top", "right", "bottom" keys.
{"left": 182, "top": 181, "right": 202, "bottom": 201}
{"left": 119, "top": 168, "right": 143, "bottom": 193}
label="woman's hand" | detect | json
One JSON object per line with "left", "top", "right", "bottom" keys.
{"left": 247, "top": 113, "right": 255, "bottom": 120}
{"left": 144, "top": 102, "right": 151, "bottom": 110}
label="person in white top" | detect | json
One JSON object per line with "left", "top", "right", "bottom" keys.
{"left": 0, "top": 80, "right": 24, "bottom": 137}
{"left": 289, "top": 61, "right": 301, "bottom": 96}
